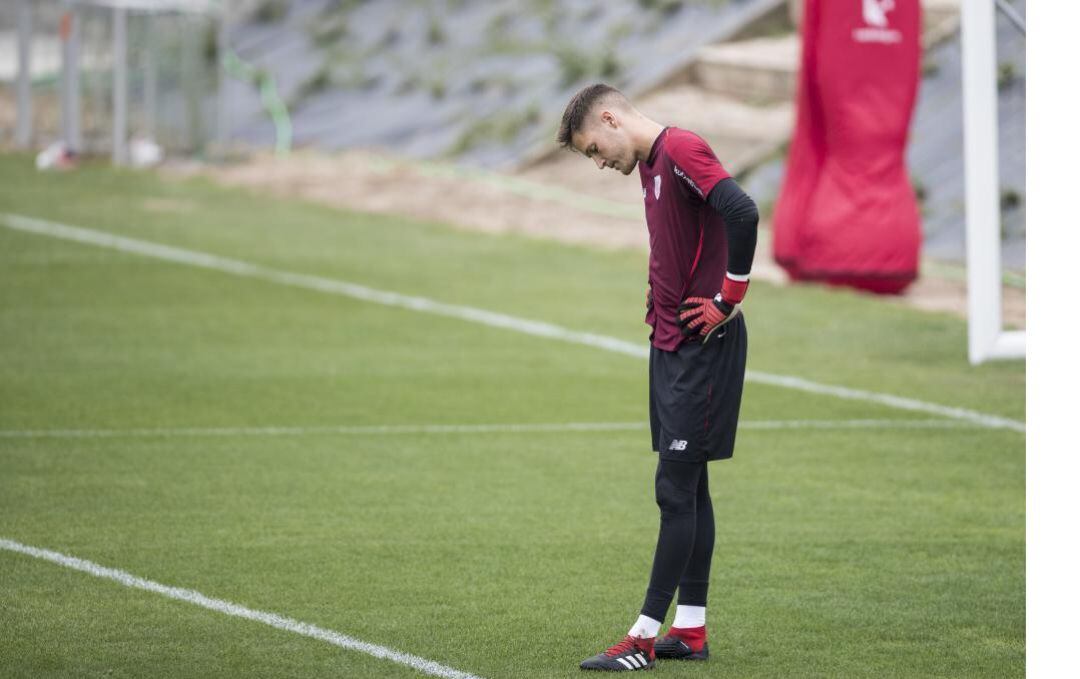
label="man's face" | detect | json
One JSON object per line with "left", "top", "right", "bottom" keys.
{"left": 571, "top": 110, "right": 637, "bottom": 176}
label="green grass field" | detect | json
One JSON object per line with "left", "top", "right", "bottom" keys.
{"left": 0, "top": 154, "right": 1024, "bottom": 678}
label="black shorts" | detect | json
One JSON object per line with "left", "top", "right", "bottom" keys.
{"left": 650, "top": 313, "right": 747, "bottom": 462}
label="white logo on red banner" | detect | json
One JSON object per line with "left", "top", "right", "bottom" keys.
{"left": 862, "top": 0, "right": 894, "bottom": 27}
{"left": 854, "top": 0, "right": 902, "bottom": 44}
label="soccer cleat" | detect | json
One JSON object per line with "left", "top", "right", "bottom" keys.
{"left": 654, "top": 626, "right": 709, "bottom": 660}
{"left": 580, "top": 634, "right": 655, "bottom": 671}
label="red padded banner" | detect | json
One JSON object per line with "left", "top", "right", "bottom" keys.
{"left": 772, "top": 0, "right": 923, "bottom": 294}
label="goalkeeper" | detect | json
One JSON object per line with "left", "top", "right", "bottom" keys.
{"left": 556, "top": 84, "right": 758, "bottom": 672}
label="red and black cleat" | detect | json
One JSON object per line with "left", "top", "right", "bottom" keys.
{"left": 654, "top": 626, "right": 709, "bottom": 661}
{"left": 580, "top": 634, "right": 655, "bottom": 671}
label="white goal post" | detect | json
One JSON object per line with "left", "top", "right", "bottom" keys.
{"left": 11, "top": 0, "right": 223, "bottom": 160}
{"left": 961, "top": 0, "right": 1025, "bottom": 364}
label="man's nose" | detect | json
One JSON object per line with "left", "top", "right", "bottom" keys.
{"left": 593, "top": 156, "right": 605, "bottom": 170}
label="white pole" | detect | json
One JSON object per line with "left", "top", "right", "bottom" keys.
{"left": 181, "top": 15, "right": 202, "bottom": 153}
{"left": 113, "top": 7, "right": 128, "bottom": 164}
{"left": 61, "top": 8, "right": 82, "bottom": 151}
{"left": 15, "top": 0, "right": 33, "bottom": 148}
{"left": 144, "top": 15, "right": 157, "bottom": 139}
{"left": 216, "top": 10, "right": 228, "bottom": 149}
{"left": 961, "top": 0, "right": 1003, "bottom": 365}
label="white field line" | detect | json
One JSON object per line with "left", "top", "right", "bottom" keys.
{"left": 0, "top": 419, "right": 984, "bottom": 440}
{"left": 744, "top": 418, "right": 980, "bottom": 430}
{"left": 1, "top": 213, "right": 1025, "bottom": 433}
{"left": 0, "top": 537, "right": 483, "bottom": 679}
{"left": 0, "top": 422, "right": 649, "bottom": 439}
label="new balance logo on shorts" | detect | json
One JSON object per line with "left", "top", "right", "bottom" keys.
{"left": 668, "top": 439, "right": 688, "bottom": 451}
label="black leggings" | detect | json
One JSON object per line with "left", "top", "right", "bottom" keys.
{"left": 641, "top": 458, "right": 714, "bottom": 623}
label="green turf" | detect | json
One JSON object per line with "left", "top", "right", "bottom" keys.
{"left": 0, "top": 154, "right": 1024, "bottom": 677}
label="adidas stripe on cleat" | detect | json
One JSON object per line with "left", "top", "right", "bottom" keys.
{"left": 654, "top": 626, "right": 709, "bottom": 661}
{"left": 580, "top": 634, "right": 655, "bottom": 671}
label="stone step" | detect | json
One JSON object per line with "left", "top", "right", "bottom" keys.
{"left": 635, "top": 85, "right": 792, "bottom": 174}
{"left": 692, "top": 34, "right": 799, "bottom": 104}
{"left": 515, "top": 88, "right": 792, "bottom": 210}
{"left": 692, "top": 0, "right": 961, "bottom": 103}
{"left": 922, "top": 0, "right": 962, "bottom": 25}
{"left": 922, "top": 0, "right": 963, "bottom": 49}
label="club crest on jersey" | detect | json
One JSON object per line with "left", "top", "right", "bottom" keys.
{"left": 653, "top": 175, "right": 662, "bottom": 200}
{"left": 668, "top": 439, "right": 688, "bottom": 451}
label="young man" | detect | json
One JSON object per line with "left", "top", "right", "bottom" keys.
{"left": 557, "top": 84, "right": 758, "bottom": 672}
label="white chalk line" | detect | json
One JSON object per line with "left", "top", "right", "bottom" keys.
{"left": 0, "top": 419, "right": 985, "bottom": 441}
{"left": 0, "top": 422, "right": 647, "bottom": 439}
{"left": 0, "top": 537, "right": 483, "bottom": 679}
{"left": 1, "top": 213, "right": 1024, "bottom": 433}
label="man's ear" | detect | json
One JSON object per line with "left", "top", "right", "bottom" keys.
{"left": 600, "top": 110, "right": 617, "bottom": 128}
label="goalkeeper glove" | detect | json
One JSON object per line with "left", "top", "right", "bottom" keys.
{"left": 677, "top": 275, "right": 749, "bottom": 342}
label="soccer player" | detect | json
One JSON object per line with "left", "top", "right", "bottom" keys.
{"left": 557, "top": 84, "right": 758, "bottom": 672}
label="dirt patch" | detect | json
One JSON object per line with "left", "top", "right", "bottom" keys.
{"left": 896, "top": 274, "right": 1026, "bottom": 329}
{"left": 0, "top": 91, "right": 14, "bottom": 134}
{"left": 171, "top": 149, "right": 651, "bottom": 250}
{"left": 170, "top": 149, "right": 1024, "bottom": 330}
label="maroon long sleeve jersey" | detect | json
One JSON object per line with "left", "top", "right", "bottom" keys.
{"left": 640, "top": 127, "right": 732, "bottom": 351}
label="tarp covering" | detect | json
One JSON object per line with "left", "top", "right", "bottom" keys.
{"left": 772, "top": 0, "right": 922, "bottom": 294}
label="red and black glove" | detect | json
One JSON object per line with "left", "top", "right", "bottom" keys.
{"left": 677, "top": 275, "right": 749, "bottom": 342}
{"left": 646, "top": 285, "right": 653, "bottom": 311}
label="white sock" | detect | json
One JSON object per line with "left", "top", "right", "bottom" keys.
{"left": 627, "top": 614, "right": 662, "bottom": 639}
{"left": 672, "top": 605, "right": 706, "bottom": 628}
